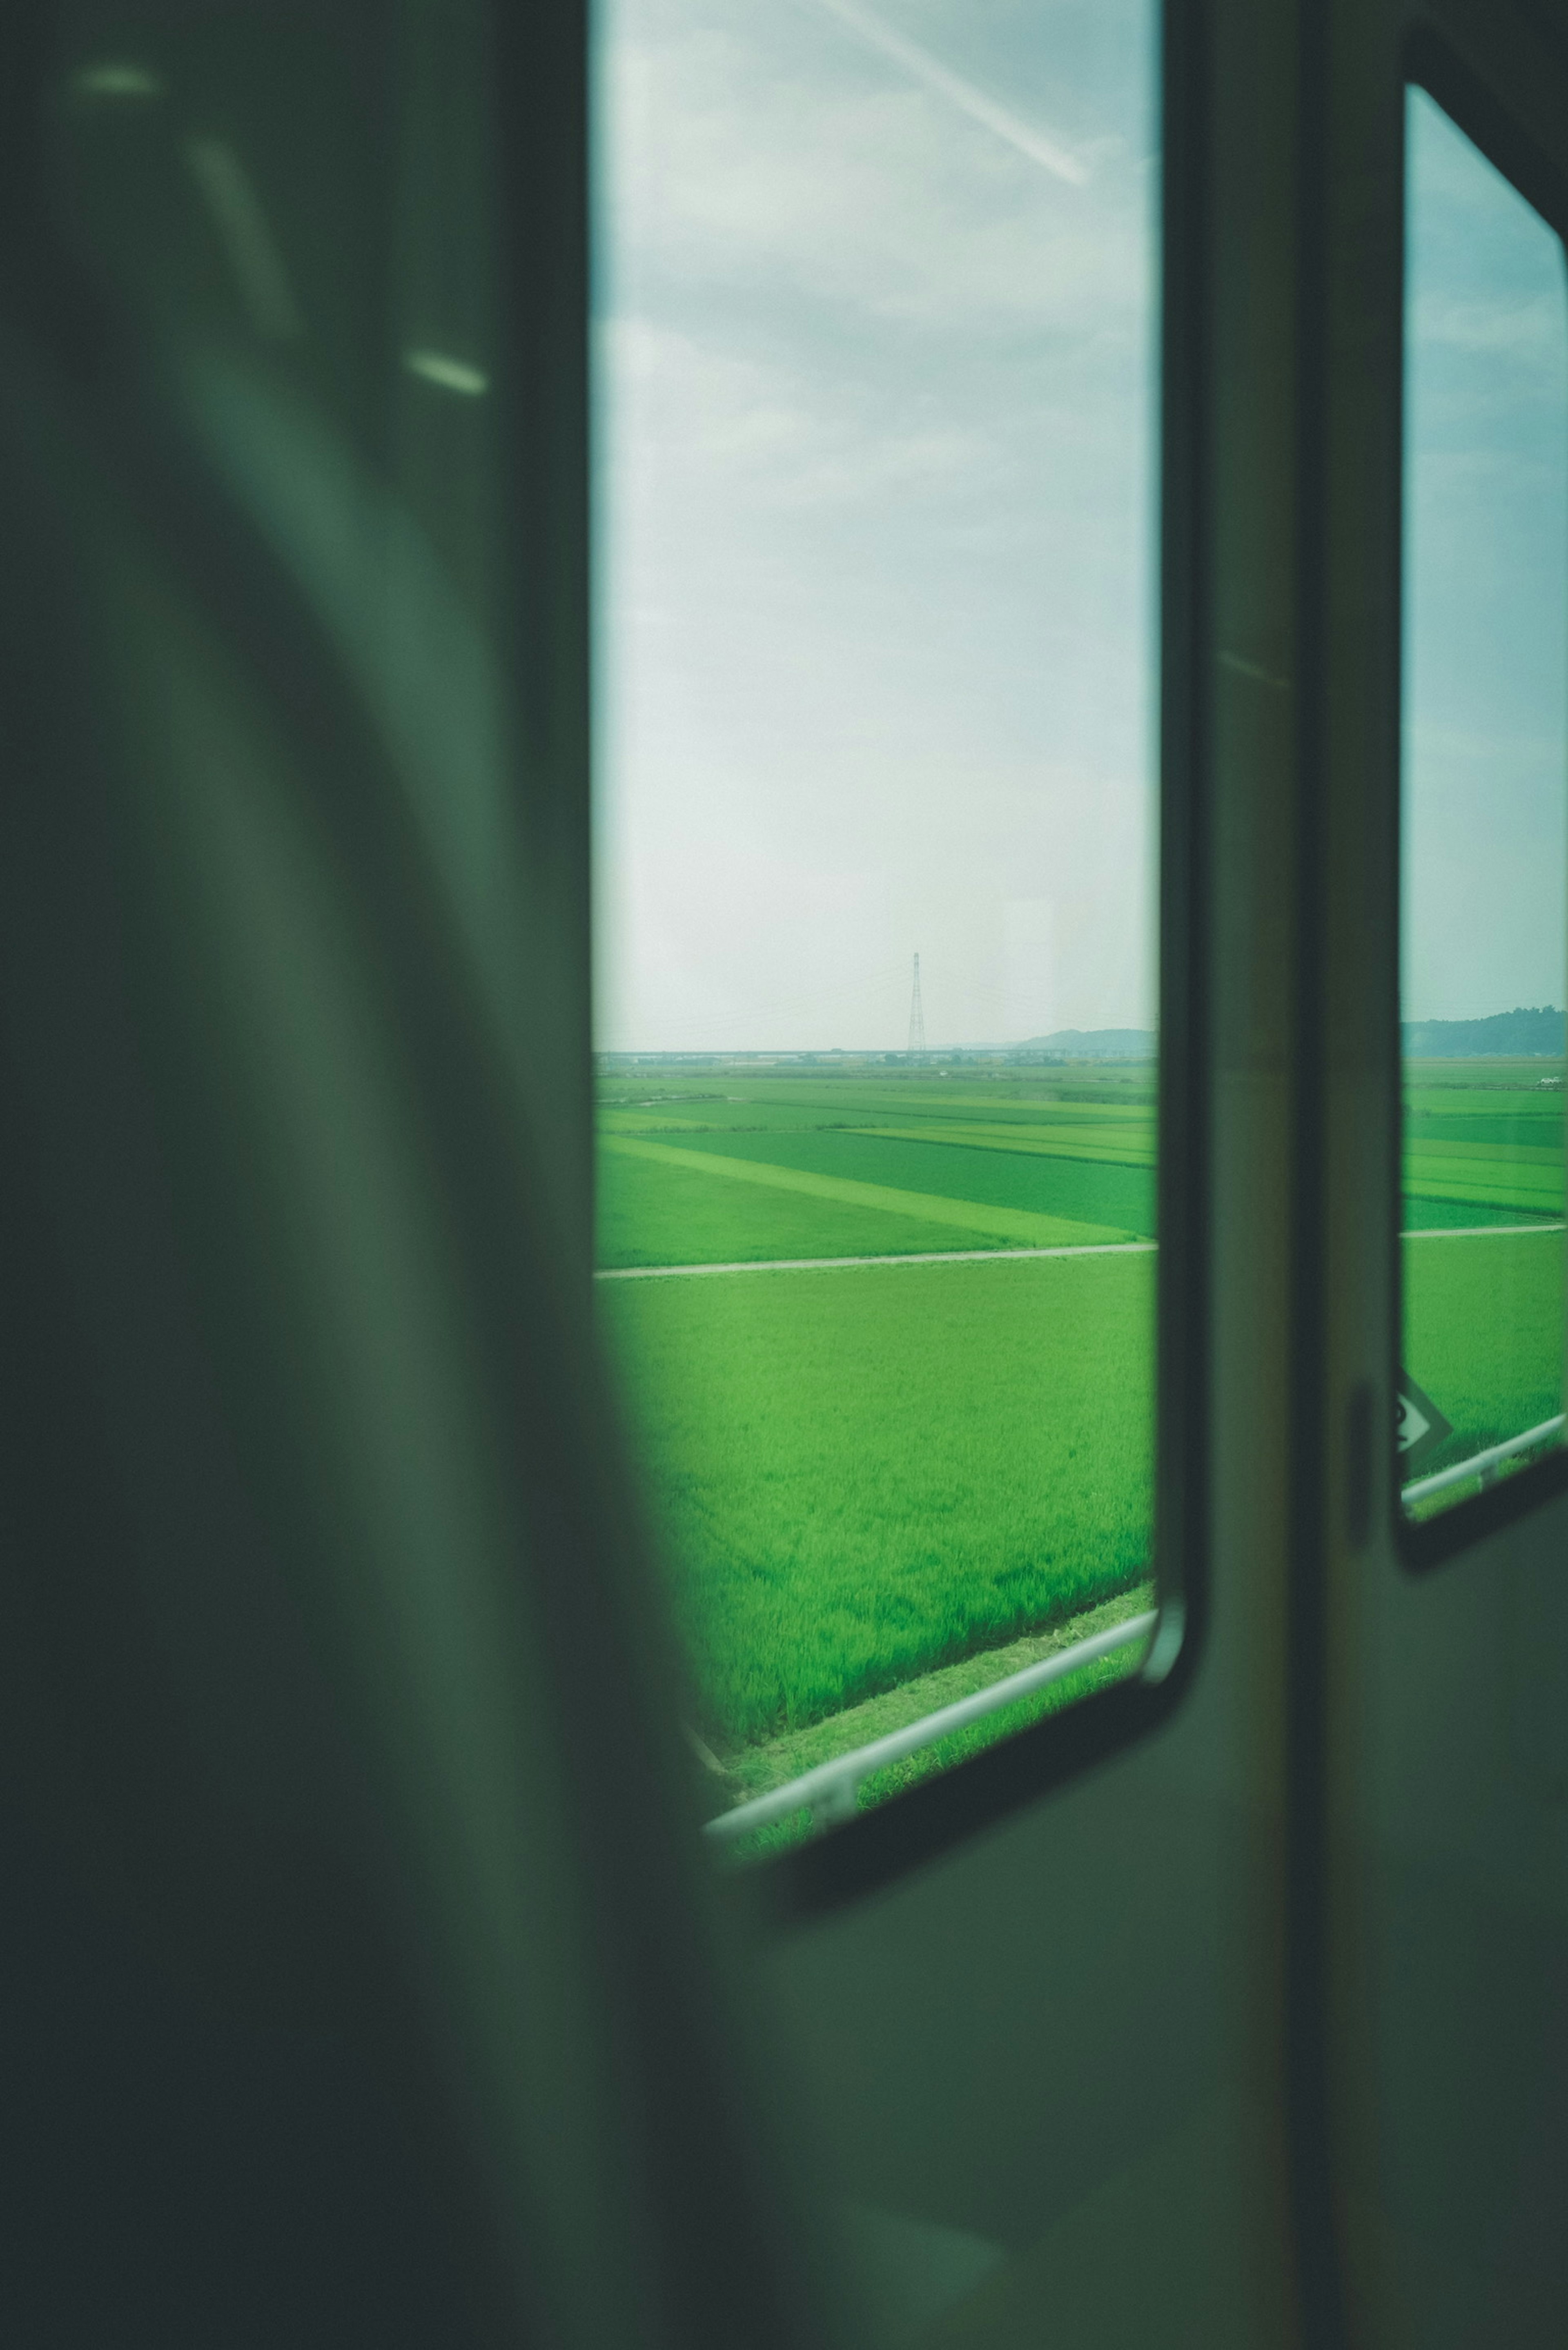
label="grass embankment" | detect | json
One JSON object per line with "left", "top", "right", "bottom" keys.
{"left": 601, "top": 1248, "right": 1154, "bottom": 1749}
{"left": 715, "top": 1589, "right": 1154, "bottom": 1857}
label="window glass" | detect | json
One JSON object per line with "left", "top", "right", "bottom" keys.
{"left": 1401, "top": 88, "right": 1568, "bottom": 1524}
{"left": 595, "top": 0, "right": 1160, "bottom": 1847}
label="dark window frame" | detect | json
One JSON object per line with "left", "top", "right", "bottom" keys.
{"left": 1395, "top": 22, "right": 1568, "bottom": 1575}
{"left": 626, "top": 0, "right": 1216, "bottom": 1924}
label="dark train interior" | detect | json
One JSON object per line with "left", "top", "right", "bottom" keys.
{"left": 0, "top": 1, "right": 1565, "bottom": 2343}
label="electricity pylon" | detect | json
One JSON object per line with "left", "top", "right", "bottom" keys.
{"left": 908, "top": 953, "right": 926, "bottom": 1058}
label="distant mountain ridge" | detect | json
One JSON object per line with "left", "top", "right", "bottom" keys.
{"left": 1403, "top": 1005, "right": 1565, "bottom": 1057}
{"left": 1014, "top": 1008, "right": 1568, "bottom": 1058}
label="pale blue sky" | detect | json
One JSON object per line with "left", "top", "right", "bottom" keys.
{"left": 592, "top": 0, "right": 1157, "bottom": 1051}
{"left": 1403, "top": 88, "right": 1568, "bottom": 1024}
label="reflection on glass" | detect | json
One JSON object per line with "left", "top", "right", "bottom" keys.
{"left": 1401, "top": 88, "right": 1568, "bottom": 1522}
{"left": 595, "top": 0, "right": 1159, "bottom": 1845}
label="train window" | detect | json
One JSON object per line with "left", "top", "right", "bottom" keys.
{"left": 594, "top": 0, "right": 1165, "bottom": 1854}
{"left": 1400, "top": 83, "right": 1568, "bottom": 1534}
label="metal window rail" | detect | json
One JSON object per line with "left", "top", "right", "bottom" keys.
{"left": 702, "top": 1609, "right": 1158, "bottom": 1844}
{"left": 1401, "top": 1413, "right": 1565, "bottom": 1509}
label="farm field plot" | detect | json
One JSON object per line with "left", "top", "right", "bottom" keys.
{"left": 598, "top": 1067, "right": 1157, "bottom": 1269}
{"left": 600, "top": 1132, "right": 1147, "bottom": 1259}
{"left": 601, "top": 1250, "right": 1154, "bottom": 1751}
{"left": 1404, "top": 1062, "right": 1566, "bottom": 1220}
{"left": 1402, "top": 1228, "right": 1564, "bottom": 1499}
{"left": 1401, "top": 1065, "right": 1566, "bottom": 1507}
{"left": 1402, "top": 1148, "right": 1563, "bottom": 1218}
{"left": 597, "top": 1147, "right": 981, "bottom": 1271}
{"left": 597, "top": 1062, "right": 1158, "bottom": 1814}
{"left": 595, "top": 1059, "right": 1568, "bottom": 1817}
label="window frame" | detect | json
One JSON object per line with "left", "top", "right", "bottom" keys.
{"left": 580, "top": 0, "right": 1218, "bottom": 1922}
{"left": 1395, "top": 23, "right": 1568, "bottom": 1575}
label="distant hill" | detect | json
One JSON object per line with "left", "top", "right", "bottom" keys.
{"left": 1000, "top": 1009, "right": 1565, "bottom": 1061}
{"left": 1403, "top": 1006, "right": 1565, "bottom": 1058}
{"left": 1023, "top": 1028, "right": 1157, "bottom": 1059}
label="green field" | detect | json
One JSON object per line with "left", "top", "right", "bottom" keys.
{"left": 596, "top": 1056, "right": 1566, "bottom": 1814}
{"left": 1403, "top": 1229, "right": 1563, "bottom": 1492}
{"left": 599, "top": 1071, "right": 1157, "bottom": 1269}
{"left": 599, "top": 1063, "right": 1159, "bottom": 1815}
{"left": 604, "top": 1248, "right": 1154, "bottom": 1746}
{"left": 1402, "top": 1060, "right": 1565, "bottom": 1500}
{"left": 1405, "top": 1059, "right": 1566, "bottom": 1218}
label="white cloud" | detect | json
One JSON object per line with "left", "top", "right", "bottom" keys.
{"left": 1412, "top": 288, "right": 1567, "bottom": 361}
{"left": 604, "top": 17, "right": 1149, "bottom": 333}
{"left": 601, "top": 315, "right": 996, "bottom": 514}
{"left": 594, "top": 0, "right": 1158, "bottom": 1051}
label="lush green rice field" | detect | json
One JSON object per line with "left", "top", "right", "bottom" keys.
{"left": 1404, "top": 1060, "right": 1566, "bottom": 1218}
{"left": 603, "top": 1249, "right": 1154, "bottom": 1748}
{"left": 596, "top": 1057, "right": 1566, "bottom": 1802}
{"left": 599, "top": 1134, "right": 1142, "bottom": 1260}
{"left": 597, "top": 1148, "right": 978, "bottom": 1269}
{"left": 598, "top": 1068, "right": 1157, "bottom": 1268}
{"left": 1402, "top": 1061, "right": 1564, "bottom": 1500}
{"left": 599, "top": 1063, "right": 1158, "bottom": 1791}
{"left": 1402, "top": 1228, "right": 1564, "bottom": 1491}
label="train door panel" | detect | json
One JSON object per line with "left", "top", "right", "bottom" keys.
{"left": 1319, "top": 2, "right": 1568, "bottom": 2340}
{"left": 757, "top": 2, "right": 1304, "bottom": 2341}
{"left": 6, "top": 0, "right": 1568, "bottom": 2344}
{"left": 763, "top": 2, "right": 1568, "bottom": 2345}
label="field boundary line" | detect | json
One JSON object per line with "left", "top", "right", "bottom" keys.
{"left": 845, "top": 1124, "right": 1155, "bottom": 1172}
{"left": 597, "top": 1223, "right": 1559, "bottom": 1280}
{"left": 704, "top": 1610, "right": 1158, "bottom": 1842}
{"left": 1401, "top": 1222, "right": 1564, "bottom": 1240}
{"left": 596, "top": 1241, "right": 1158, "bottom": 1281}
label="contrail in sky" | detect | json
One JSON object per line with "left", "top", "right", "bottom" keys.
{"left": 806, "top": 0, "right": 1089, "bottom": 185}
